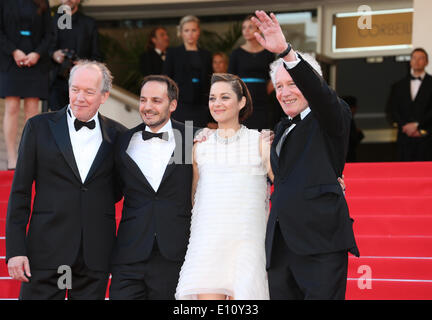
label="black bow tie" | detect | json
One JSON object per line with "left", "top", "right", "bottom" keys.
{"left": 411, "top": 75, "right": 422, "bottom": 81}
{"left": 280, "top": 114, "right": 302, "bottom": 129}
{"left": 142, "top": 130, "right": 169, "bottom": 141}
{"left": 74, "top": 119, "right": 96, "bottom": 131}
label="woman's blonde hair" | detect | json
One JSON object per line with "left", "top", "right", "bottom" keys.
{"left": 177, "top": 15, "right": 200, "bottom": 37}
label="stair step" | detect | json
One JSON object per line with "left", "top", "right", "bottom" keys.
{"left": 355, "top": 235, "right": 432, "bottom": 257}
{"left": 345, "top": 177, "right": 432, "bottom": 197}
{"left": 344, "top": 162, "right": 432, "bottom": 179}
{"left": 348, "top": 256, "right": 432, "bottom": 280}
{"left": 352, "top": 215, "right": 432, "bottom": 236}
{"left": 0, "top": 279, "right": 20, "bottom": 299}
{"left": 0, "top": 186, "right": 11, "bottom": 202}
{"left": 347, "top": 196, "right": 432, "bottom": 216}
{"left": 346, "top": 278, "right": 432, "bottom": 300}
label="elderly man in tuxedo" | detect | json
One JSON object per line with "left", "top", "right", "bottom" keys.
{"left": 6, "top": 60, "right": 126, "bottom": 299}
{"left": 252, "top": 11, "right": 359, "bottom": 300}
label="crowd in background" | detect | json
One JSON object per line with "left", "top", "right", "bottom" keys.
{"left": 1, "top": 0, "right": 431, "bottom": 171}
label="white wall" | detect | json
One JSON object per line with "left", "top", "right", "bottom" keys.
{"left": 413, "top": 0, "right": 432, "bottom": 74}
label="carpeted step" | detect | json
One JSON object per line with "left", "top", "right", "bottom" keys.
{"left": 0, "top": 258, "right": 8, "bottom": 277}
{"left": 355, "top": 235, "right": 432, "bottom": 256}
{"left": 347, "top": 196, "right": 432, "bottom": 216}
{"left": 346, "top": 278, "right": 432, "bottom": 300}
{"left": 0, "top": 279, "right": 19, "bottom": 299}
{"left": 345, "top": 177, "right": 432, "bottom": 197}
{"left": 0, "top": 218, "right": 5, "bottom": 236}
{"left": 343, "top": 162, "right": 432, "bottom": 178}
{"left": 0, "top": 238, "right": 4, "bottom": 256}
{"left": 0, "top": 186, "right": 11, "bottom": 203}
{"left": 348, "top": 256, "right": 432, "bottom": 280}
{"left": 352, "top": 215, "right": 432, "bottom": 236}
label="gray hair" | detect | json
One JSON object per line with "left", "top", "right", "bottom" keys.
{"left": 269, "top": 52, "right": 322, "bottom": 86}
{"left": 177, "top": 15, "right": 200, "bottom": 38}
{"left": 68, "top": 60, "right": 113, "bottom": 93}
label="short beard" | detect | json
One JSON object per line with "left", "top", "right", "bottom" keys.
{"left": 144, "top": 115, "right": 169, "bottom": 130}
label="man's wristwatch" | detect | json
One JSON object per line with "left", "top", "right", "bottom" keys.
{"left": 277, "top": 43, "right": 292, "bottom": 59}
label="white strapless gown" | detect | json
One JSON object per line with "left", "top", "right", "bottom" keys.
{"left": 175, "top": 126, "right": 270, "bottom": 300}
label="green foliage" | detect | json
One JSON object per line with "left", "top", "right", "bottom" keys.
{"left": 199, "top": 22, "right": 242, "bottom": 54}
{"left": 99, "top": 31, "right": 148, "bottom": 94}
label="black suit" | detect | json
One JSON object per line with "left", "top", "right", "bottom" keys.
{"left": 140, "top": 49, "right": 165, "bottom": 76}
{"left": 163, "top": 45, "right": 212, "bottom": 127}
{"left": 387, "top": 74, "right": 432, "bottom": 161}
{"left": 110, "top": 119, "right": 198, "bottom": 299}
{"left": 267, "top": 56, "right": 359, "bottom": 300}
{"left": 6, "top": 106, "right": 126, "bottom": 299}
{"left": 0, "top": 0, "right": 52, "bottom": 73}
{"left": 48, "top": 12, "right": 101, "bottom": 110}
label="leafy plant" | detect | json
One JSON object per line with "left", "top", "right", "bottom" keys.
{"left": 199, "top": 22, "right": 242, "bottom": 54}
{"left": 99, "top": 30, "right": 148, "bottom": 94}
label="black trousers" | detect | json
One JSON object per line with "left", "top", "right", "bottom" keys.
{"left": 109, "top": 241, "right": 183, "bottom": 300}
{"left": 19, "top": 246, "right": 109, "bottom": 300}
{"left": 267, "top": 223, "right": 348, "bottom": 300}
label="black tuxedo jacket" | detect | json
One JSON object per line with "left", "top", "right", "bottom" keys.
{"left": 48, "top": 11, "right": 101, "bottom": 61}
{"left": 387, "top": 73, "right": 432, "bottom": 159}
{"left": 111, "top": 120, "right": 199, "bottom": 265}
{"left": 140, "top": 49, "right": 164, "bottom": 76}
{"left": 6, "top": 106, "right": 126, "bottom": 272}
{"left": 0, "top": 0, "right": 52, "bottom": 72}
{"left": 266, "top": 56, "right": 359, "bottom": 268}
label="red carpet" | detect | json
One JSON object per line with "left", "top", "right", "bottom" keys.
{"left": 0, "top": 162, "right": 431, "bottom": 299}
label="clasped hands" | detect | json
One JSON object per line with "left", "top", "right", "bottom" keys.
{"left": 402, "top": 122, "right": 422, "bottom": 138}
{"left": 12, "top": 49, "right": 40, "bottom": 68}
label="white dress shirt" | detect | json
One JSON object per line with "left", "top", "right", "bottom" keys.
{"left": 410, "top": 70, "right": 425, "bottom": 101}
{"left": 126, "top": 120, "right": 176, "bottom": 192}
{"left": 276, "top": 107, "right": 311, "bottom": 155}
{"left": 67, "top": 106, "right": 102, "bottom": 183}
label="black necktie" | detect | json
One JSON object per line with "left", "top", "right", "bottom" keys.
{"left": 410, "top": 75, "right": 422, "bottom": 81}
{"left": 142, "top": 130, "right": 169, "bottom": 141}
{"left": 74, "top": 119, "right": 95, "bottom": 131}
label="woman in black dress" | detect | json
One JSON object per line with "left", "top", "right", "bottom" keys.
{"left": 163, "top": 15, "right": 212, "bottom": 128}
{"left": 0, "top": 0, "right": 51, "bottom": 169}
{"left": 228, "top": 15, "right": 275, "bottom": 130}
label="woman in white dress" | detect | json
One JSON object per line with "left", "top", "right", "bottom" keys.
{"left": 175, "top": 73, "right": 272, "bottom": 300}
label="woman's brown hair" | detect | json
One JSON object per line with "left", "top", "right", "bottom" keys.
{"left": 211, "top": 73, "right": 253, "bottom": 122}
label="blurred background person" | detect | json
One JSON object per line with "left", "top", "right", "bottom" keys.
{"left": 387, "top": 48, "right": 432, "bottom": 161}
{"left": 48, "top": 0, "right": 101, "bottom": 111}
{"left": 228, "top": 14, "right": 275, "bottom": 131}
{"left": 0, "top": 0, "right": 51, "bottom": 170}
{"left": 163, "top": 15, "right": 213, "bottom": 128}
{"left": 342, "top": 96, "right": 364, "bottom": 162}
{"left": 212, "top": 52, "right": 228, "bottom": 74}
{"left": 140, "top": 26, "right": 170, "bottom": 77}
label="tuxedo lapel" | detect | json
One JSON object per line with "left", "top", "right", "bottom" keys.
{"left": 48, "top": 107, "right": 81, "bottom": 183}
{"left": 121, "top": 123, "right": 155, "bottom": 193}
{"left": 278, "top": 113, "right": 313, "bottom": 175}
{"left": 84, "top": 114, "right": 114, "bottom": 184}
{"left": 159, "top": 120, "right": 186, "bottom": 187}
{"left": 414, "top": 75, "right": 432, "bottom": 104}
